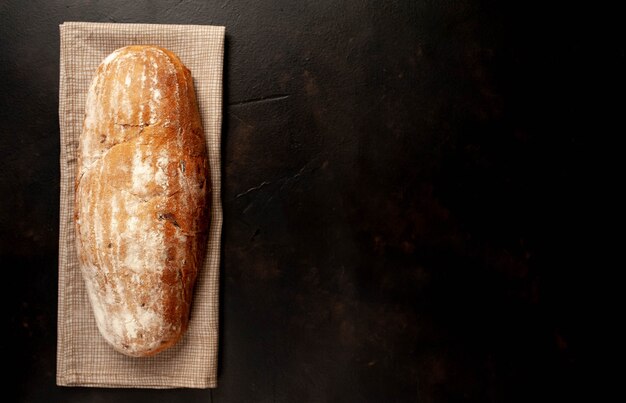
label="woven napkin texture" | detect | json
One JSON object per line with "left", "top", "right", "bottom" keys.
{"left": 57, "top": 21, "right": 224, "bottom": 389}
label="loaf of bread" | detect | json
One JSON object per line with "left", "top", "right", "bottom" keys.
{"left": 75, "top": 46, "right": 210, "bottom": 357}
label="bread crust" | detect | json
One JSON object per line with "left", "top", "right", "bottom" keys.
{"left": 75, "top": 46, "right": 210, "bottom": 357}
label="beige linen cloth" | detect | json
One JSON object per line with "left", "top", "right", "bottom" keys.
{"left": 57, "top": 22, "right": 224, "bottom": 388}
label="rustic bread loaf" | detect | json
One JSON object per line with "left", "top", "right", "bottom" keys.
{"left": 75, "top": 45, "right": 210, "bottom": 357}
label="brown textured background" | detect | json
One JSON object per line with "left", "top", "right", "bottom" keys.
{"left": 2, "top": 0, "right": 622, "bottom": 401}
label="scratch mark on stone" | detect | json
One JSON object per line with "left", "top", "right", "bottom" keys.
{"left": 229, "top": 94, "right": 291, "bottom": 107}
{"left": 229, "top": 111, "right": 253, "bottom": 128}
{"left": 266, "top": 162, "right": 316, "bottom": 205}
{"left": 242, "top": 201, "right": 255, "bottom": 214}
{"left": 231, "top": 160, "right": 321, "bottom": 216}
{"left": 235, "top": 181, "right": 272, "bottom": 199}
{"left": 164, "top": 0, "right": 188, "bottom": 15}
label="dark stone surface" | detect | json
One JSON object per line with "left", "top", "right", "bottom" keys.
{"left": 1, "top": 0, "right": 621, "bottom": 401}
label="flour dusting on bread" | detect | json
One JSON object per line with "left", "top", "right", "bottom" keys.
{"left": 75, "top": 46, "right": 209, "bottom": 357}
